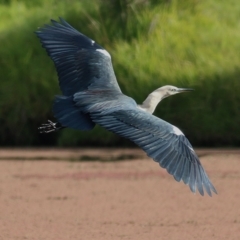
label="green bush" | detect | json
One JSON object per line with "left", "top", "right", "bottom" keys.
{"left": 0, "top": 0, "right": 240, "bottom": 146}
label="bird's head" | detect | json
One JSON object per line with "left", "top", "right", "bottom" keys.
{"left": 156, "top": 85, "right": 194, "bottom": 99}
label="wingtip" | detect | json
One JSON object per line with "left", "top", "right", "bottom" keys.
{"left": 59, "top": 16, "right": 65, "bottom": 23}
{"left": 212, "top": 187, "right": 218, "bottom": 195}
{"left": 59, "top": 17, "right": 74, "bottom": 28}
{"left": 49, "top": 17, "right": 67, "bottom": 25}
{"left": 50, "top": 19, "right": 57, "bottom": 24}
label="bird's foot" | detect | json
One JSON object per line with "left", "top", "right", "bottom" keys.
{"left": 38, "top": 120, "right": 63, "bottom": 133}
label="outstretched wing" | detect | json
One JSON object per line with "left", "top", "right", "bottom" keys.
{"left": 91, "top": 109, "right": 217, "bottom": 196}
{"left": 35, "top": 18, "right": 121, "bottom": 96}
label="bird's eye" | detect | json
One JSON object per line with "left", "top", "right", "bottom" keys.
{"left": 171, "top": 89, "right": 175, "bottom": 91}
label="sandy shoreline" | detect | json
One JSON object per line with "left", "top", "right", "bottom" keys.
{"left": 0, "top": 149, "right": 239, "bottom": 239}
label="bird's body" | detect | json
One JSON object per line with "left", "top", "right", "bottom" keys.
{"left": 36, "top": 18, "right": 217, "bottom": 196}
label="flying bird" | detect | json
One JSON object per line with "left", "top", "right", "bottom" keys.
{"left": 36, "top": 18, "right": 217, "bottom": 196}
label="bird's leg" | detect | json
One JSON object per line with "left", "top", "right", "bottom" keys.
{"left": 38, "top": 120, "right": 65, "bottom": 133}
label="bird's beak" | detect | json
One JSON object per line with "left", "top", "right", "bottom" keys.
{"left": 177, "top": 88, "right": 194, "bottom": 93}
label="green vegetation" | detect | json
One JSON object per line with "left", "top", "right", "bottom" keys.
{"left": 0, "top": 0, "right": 240, "bottom": 146}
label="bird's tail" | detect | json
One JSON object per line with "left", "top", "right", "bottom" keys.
{"left": 53, "top": 95, "right": 95, "bottom": 131}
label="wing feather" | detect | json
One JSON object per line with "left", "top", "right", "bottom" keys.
{"left": 36, "top": 18, "right": 121, "bottom": 95}
{"left": 173, "top": 155, "right": 186, "bottom": 182}
{"left": 90, "top": 109, "right": 216, "bottom": 196}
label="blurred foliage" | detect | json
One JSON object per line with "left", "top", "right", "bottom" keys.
{"left": 0, "top": 0, "right": 240, "bottom": 146}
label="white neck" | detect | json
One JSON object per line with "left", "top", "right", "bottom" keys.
{"left": 137, "top": 88, "right": 169, "bottom": 114}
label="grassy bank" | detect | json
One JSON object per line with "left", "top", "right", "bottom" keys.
{"left": 0, "top": 0, "right": 240, "bottom": 146}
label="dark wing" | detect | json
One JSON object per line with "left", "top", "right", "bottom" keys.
{"left": 35, "top": 18, "right": 121, "bottom": 96}
{"left": 91, "top": 109, "right": 217, "bottom": 196}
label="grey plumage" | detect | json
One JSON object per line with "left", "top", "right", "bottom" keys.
{"left": 36, "top": 18, "right": 217, "bottom": 196}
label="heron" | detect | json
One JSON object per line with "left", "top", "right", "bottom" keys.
{"left": 36, "top": 18, "right": 217, "bottom": 196}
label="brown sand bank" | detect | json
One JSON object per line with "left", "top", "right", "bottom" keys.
{"left": 0, "top": 148, "right": 239, "bottom": 240}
